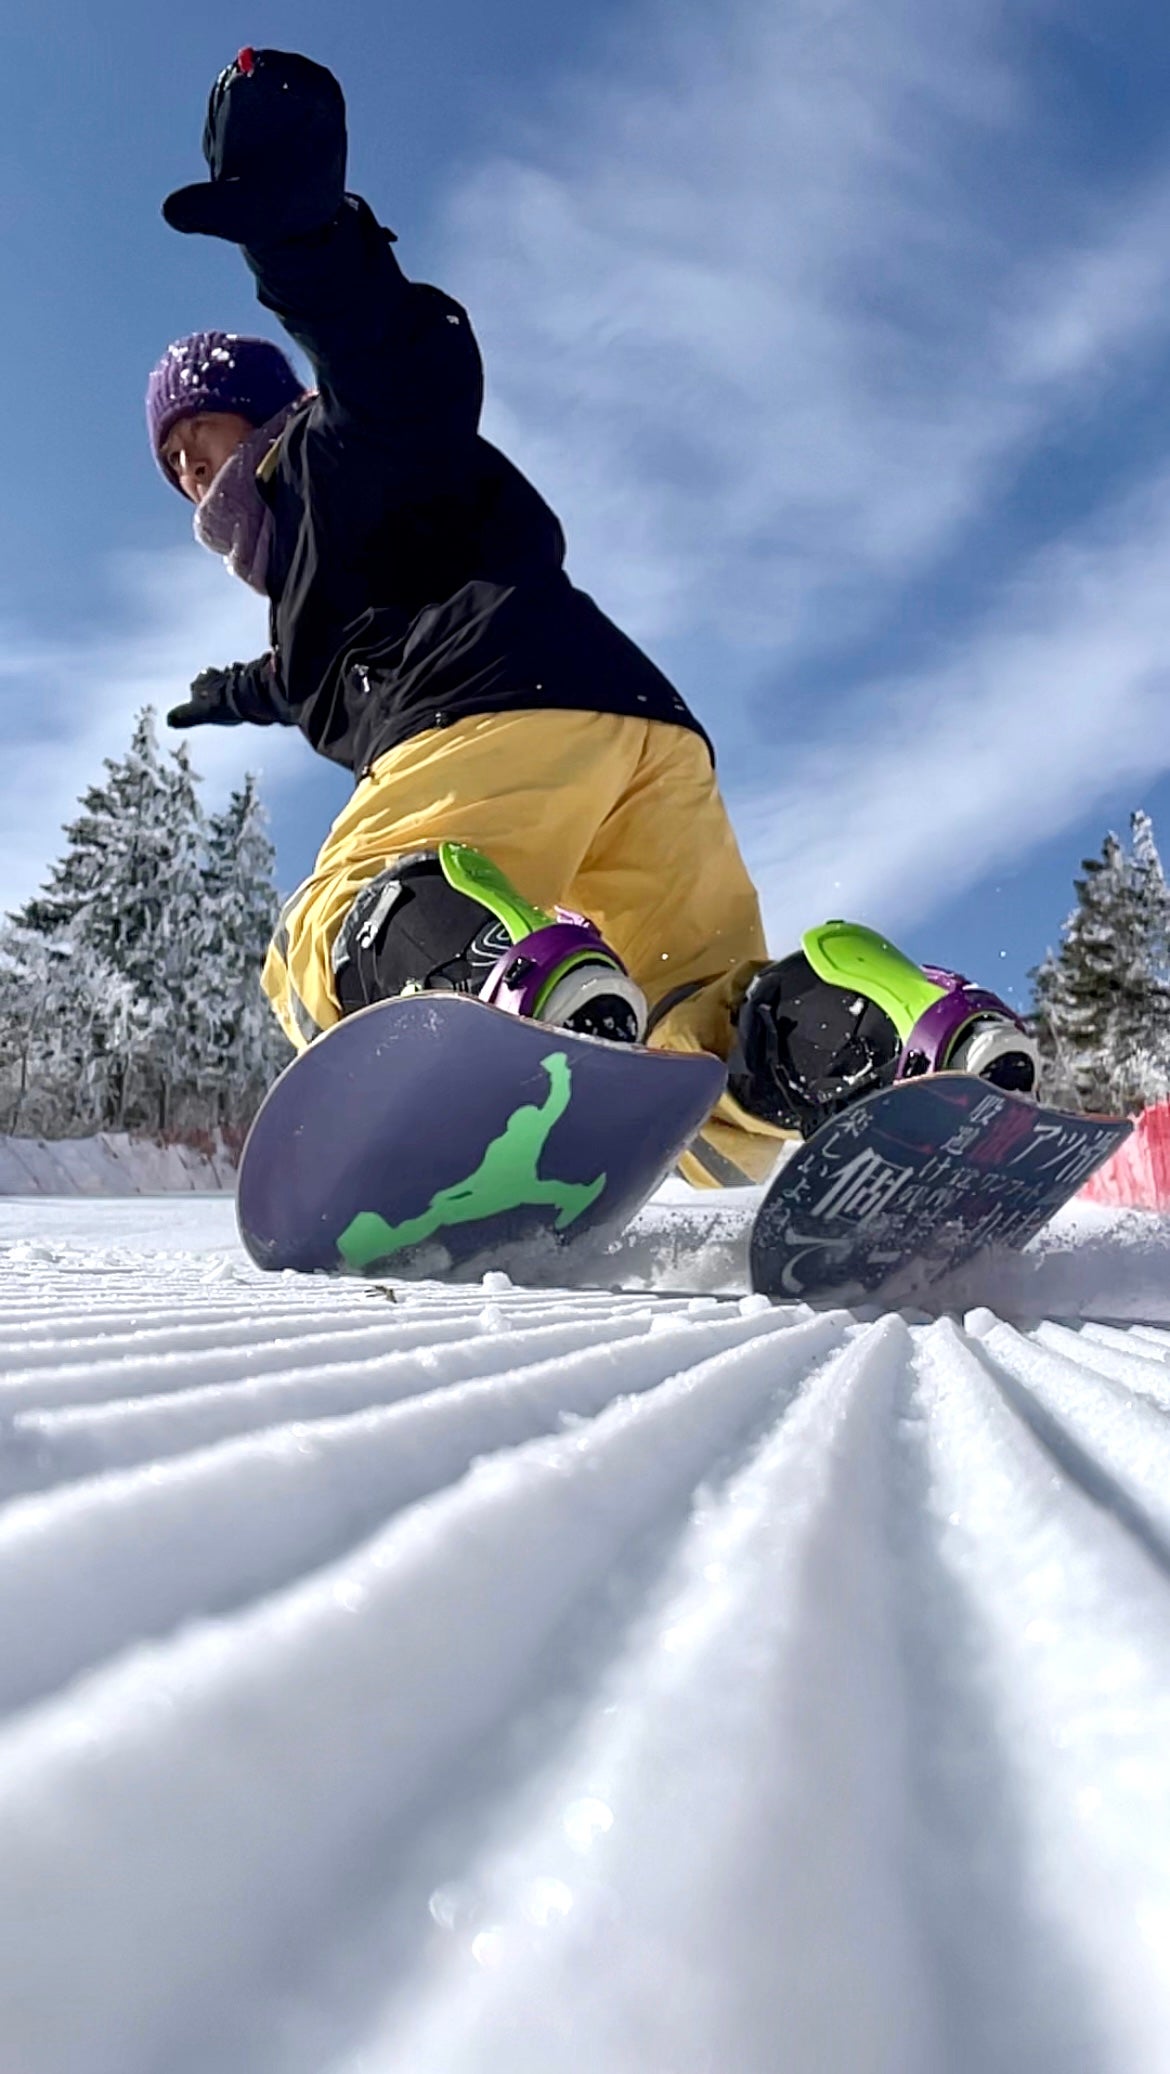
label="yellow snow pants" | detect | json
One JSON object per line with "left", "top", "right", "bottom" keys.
{"left": 262, "top": 709, "right": 796, "bottom": 1186}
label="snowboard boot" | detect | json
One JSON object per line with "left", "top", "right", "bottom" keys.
{"left": 729, "top": 920, "right": 1041, "bottom": 1139}
{"left": 332, "top": 841, "right": 647, "bottom": 1044}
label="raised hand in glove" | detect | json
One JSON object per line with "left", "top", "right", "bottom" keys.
{"left": 162, "top": 47, "right": 347, "bottom": 246}
{"left": 167, "top": 661, "right": 282, "bottom": 729}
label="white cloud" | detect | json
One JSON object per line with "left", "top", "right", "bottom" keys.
{"left": 735, "top": 467, "right": 1170, "bottom": 940}
{"left": 435, "top": 0, "right": 1170, "bottom": 943}
{"left": 444, "top": 0, "right": 1170, "bottom": 654}
{"left": 0, "top": 550, "right": 303, "bottom": 917}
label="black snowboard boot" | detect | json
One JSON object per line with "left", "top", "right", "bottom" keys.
{"left": 331, "top": 851, "right": 514, "bottom": 1008}
{"left": 728, "top": 950, "right": 903, "bottom": 1138}
{"left": 729, "top": 923, "right": 1040, "bottom": 1140}
{"left": 330, "top": 845, "right": 647, "bottom": 1043}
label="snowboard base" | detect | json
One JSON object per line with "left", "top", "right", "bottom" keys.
{"left": 236, "top": 992, "right": 726, "bottom": 1281}
{"left": 748, "top": 1073, "right": 1131, "bottom": 1304}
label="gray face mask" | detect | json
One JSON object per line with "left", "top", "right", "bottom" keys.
{"left": 192, "top": 399, "right": 301, "bottom": 594}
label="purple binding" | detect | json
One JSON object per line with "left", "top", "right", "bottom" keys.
{"left": 479, "top": 911, "right": 628, "bottom": 1019}
{"left": 898, "top": 965, "right": 1028, "bottom": 1077}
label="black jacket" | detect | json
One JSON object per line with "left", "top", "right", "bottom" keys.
{"left": 226, "top": 195, "right": 709, "bottom": 775}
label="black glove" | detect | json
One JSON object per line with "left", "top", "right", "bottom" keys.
{"left": 162, "top": 48, "right": 346, "bottom": 245}
{"left": 167, "top": 662, "right": 271, "bottom": 729}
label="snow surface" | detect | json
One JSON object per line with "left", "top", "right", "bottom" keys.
{"left": 2, "top": 1189, "right": 1170, "bottom": 2071}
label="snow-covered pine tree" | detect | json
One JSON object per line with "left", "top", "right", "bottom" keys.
{"left": 1126, "top": 810, "right": 1170, "bottom": 1098}
{"left": 149, "top": 739, "right": 213, "bottom": 1133}
{"left": 201, "top": 775, "right": 291, "bottom": 1127}
{"left": 0, "top": 924, "right": 138, "bottom": 1135}
{"left": 3, "top": 708, "right": 294, "bottom": 1140}
{"left": 17, "top": 710, "right": 170, "bottom": 961}
{"left": 9, "top": 710, "right": 208, "bottom": 1131}
{"left": 0, "top": 926, "right": 59, "bottom": 1133}
{"left": 1032, "top": 835, "right": 1128, "bottom": 1111}
{"left": 1030, "top": 813, "right": 1170, "bottom": 1114}
{"left": 1028, "top": 949, "right": 1080, "bottom": 1110}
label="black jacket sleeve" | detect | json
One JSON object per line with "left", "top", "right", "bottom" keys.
{"left": 167, "top": 654, "right": 293, "bottom": 731}
{"left": 242, "top": 197, "right": 484, "bottom": 473}
{"left": 223, "top": 653, "right": 296, "bottom": 726}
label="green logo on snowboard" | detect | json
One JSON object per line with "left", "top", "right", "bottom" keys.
{"left": 336, "top": 1050, "right": 606, "bottom": 1270}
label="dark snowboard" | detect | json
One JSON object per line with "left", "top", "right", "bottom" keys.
{"left": 749, "top": 1073, "right": 1131, "bottom": 1304}
{"left": 237, "top": 992, "right": 726, "bottom": 1280}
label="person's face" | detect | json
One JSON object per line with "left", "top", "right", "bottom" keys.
{"left": 161, "top": 411, "right": 254, "bottom": 503}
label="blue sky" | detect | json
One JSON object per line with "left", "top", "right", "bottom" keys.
{"left": 4, "top": 0, "right": 1170, "bottom": 1008}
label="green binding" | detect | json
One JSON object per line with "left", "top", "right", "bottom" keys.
{"left": 439, "top": 840, "right": 552, "bottom": 944}
{"left": 801, "top": 921, "right": 945, "bottom": 1042}
{"left": 439, "top": 842, "right": 619, "bottom": 1016}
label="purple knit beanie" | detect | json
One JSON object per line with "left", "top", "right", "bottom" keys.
{"left": 146, "top": 331, "right": 304, "bottom": 489}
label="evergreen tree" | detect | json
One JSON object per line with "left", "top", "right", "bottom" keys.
{"left": 202, "top": 776, "right": 291, "bottom": 1124}
{"left": 1030, "top": 813, "right": 1170, "bottom": 1114}
{"left": 11, "top": 710, "right": 206, "bottom": 1127}
{"left": 0, "top": 925, "right": 138, "bottom": 1135}
{"left": 2, "top": 708, "right": 289, "bottom": 1140}
{"left": 1029, "top": 949, "right": 1079, "bottom": 1111}
{"left": 17, "top": 711, "right": 177, "bottom": 976}
{"left": 1125, "top": 809, "right": 1170, "bottom": 1097}
{"left": 0, "top": 926, "right": 58, "bottom": 1134}
{"left": 150, "top": 740, "right": 213, "bottom": 1131}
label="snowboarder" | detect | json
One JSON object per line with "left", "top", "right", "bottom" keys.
{"left": 151, "top": 46, "right": 1037, "bottom": 1185}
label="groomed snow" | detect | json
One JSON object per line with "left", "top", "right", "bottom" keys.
{"left": 1, "top": 1189, "right": 1170, "bottom": 2072}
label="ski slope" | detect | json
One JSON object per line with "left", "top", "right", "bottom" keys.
{"left": 2, "top": 1191, "right": 1170, "bottom": 2073}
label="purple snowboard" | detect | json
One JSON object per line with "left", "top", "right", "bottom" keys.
{"left": 749, "top": 1073, "right": 1131, "bottom": 1304}
{"left": 237, "top": 992, "right": 726, "bottom": 1281}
